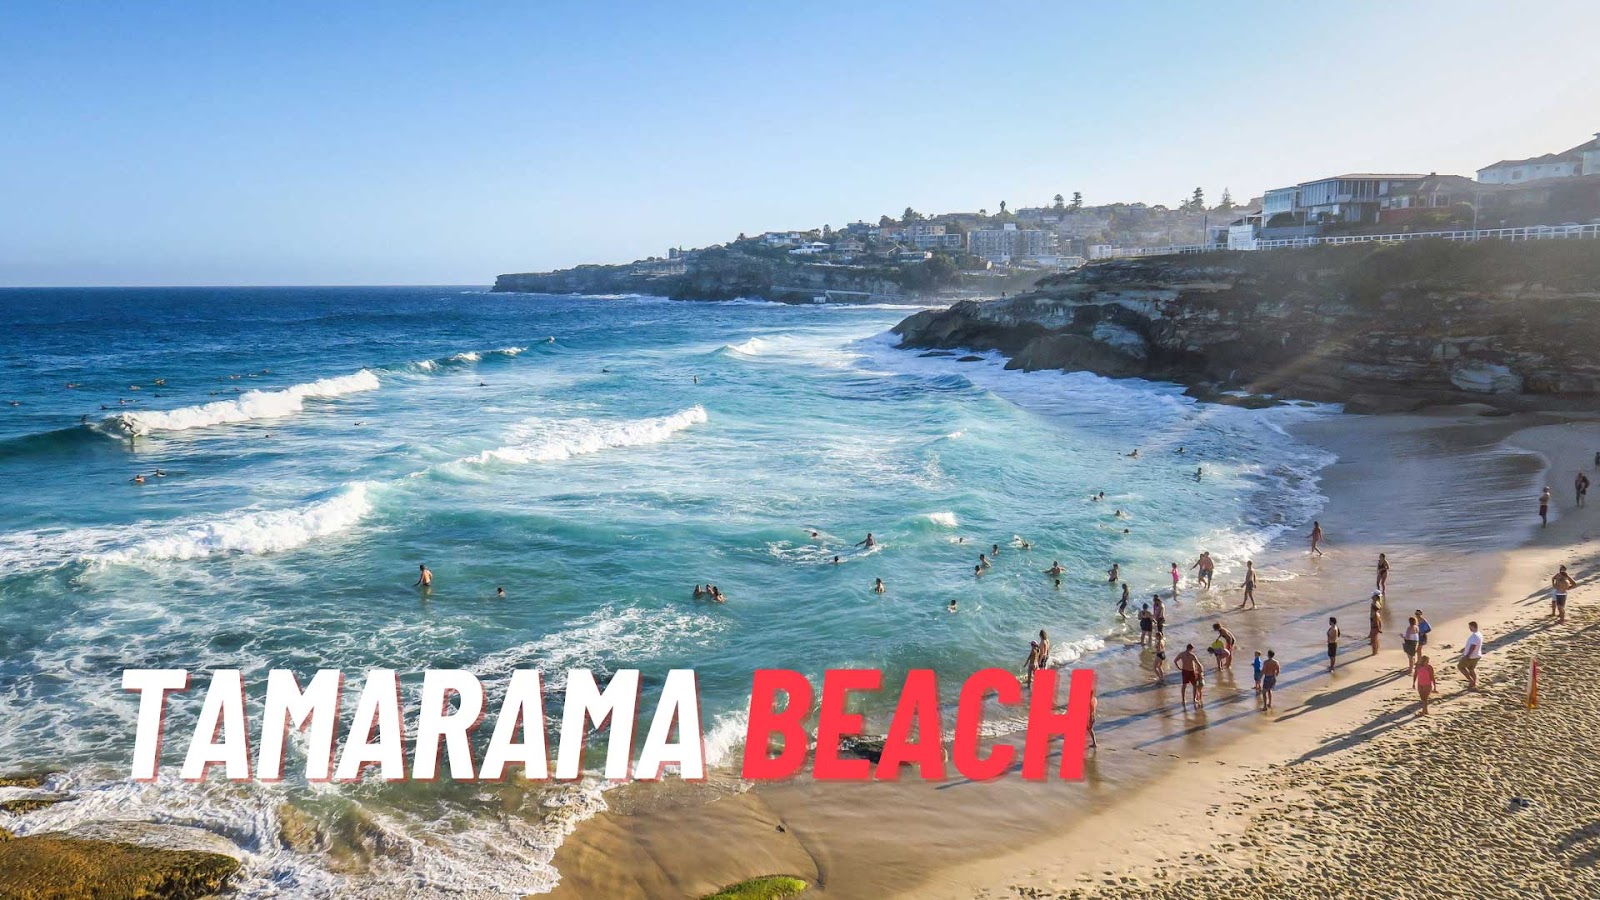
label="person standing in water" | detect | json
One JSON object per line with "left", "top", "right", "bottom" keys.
{"left": 873, "top": 577, "right": 886, "bottom": 594}
{"left": 1239, "top": 561, "right": 1258, "bottom": 610}
{"left": 1118, "top": 582, "right": 1130, "bottom": 618}
{"left": 978, "top": 553, "right": 991, "bottom": 569}
{"left": 1577, "top": 471, "right": 1590, "bottom": 507}
{"left": 1325, "top": 617, "right": 1340, "bottom": 671}
{"left": 1169, "top": 562, "right": 1181, "bottom": 598}
{"left": 1046, "top": 561, "right": 1065, "bottom": 577}
{"left": 1138, "top": 603, "right": 1154, "bottom": 646}
{"left": 1376, "top": 552, "right": 1390, "bottom": 595}
{"left": 1251, "top": 650, "right": 1264, "bottom": 695}
{"left": 1540, "top": 486, "right": 1552, "bottom": 527}
{"left": 1037, "top": 629, "right": 1050, "bottom": 668}
{"left": 1552, "top": 565, "right": 1577, "bottom": 624}
{"left": 1152, "top": 594, "right": 1166, "bottom": 634}
{"left": 1190, "top": 551, "right": 1214, "bottom": 588}
{"left": 1107, "top": 563, "right": 1120, "bottom": 584}
{"left": 1309, "top": 521, "right": 1325, "bottom": 557}
{"left": 415, "top": 563, "right": 433, "bottom": 592}
{"left": 1152, "top": 632, "right": 1168, "bottom": 682}
{"left": 1023, "top": 640, "right": 1042, "bottom": 687}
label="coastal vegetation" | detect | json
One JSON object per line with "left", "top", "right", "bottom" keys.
{"left": 700, "top": 875, "right": 810, "bottom": 900}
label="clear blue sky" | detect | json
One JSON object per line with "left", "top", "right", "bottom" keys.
{"left": 2, "top": 0, "right": 1597, "bottom": 286}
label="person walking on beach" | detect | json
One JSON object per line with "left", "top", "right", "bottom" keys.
{"left": 1138, "top": 603, "right": 1154, "bottom": 646}
{"left": 1577, "top": 471, "right": 1590, "bottom": 507}
{"left": 1086, "top": 688, "right": 1098, "bottom": 749}
{"left": 1152, "top": 595, "right": 1166, "bottom": 634}
{"left": 1326, "top": 617, "right": 1341, "bottom": 671}
{"left": 1540, "top": 486, "right": 1552, "bottom": 527}
{"left": 1402, "top": 616, "right": 1421, "bottom": 674}
{"left": 1415, "top": 609, "right": 1432, "bottom": 650}
{"left": 1458, "top": 621, "right": 1484, "bottom": 690}
{"left": 415, "top": 563, "right": 433, "bottom": 592}
{"left": 1260, "top": 650, "right": 1281, "bottom": 710}
{"left": 1153, "top": 632, "right": 1167, "bottom": 682}
{"left": 1368, "top": 594, "right": 1384, "bottom": 656}
{"left": 1175, "top": 644, "right": 1205, "bottom": 709}
{"left": 1117, "top": 582, "right": 1130, "bottom": 618}
{"left": 1413, "top": 655, "right": 1436, "bottom": 715}
{"left": 1309, "top": 521, "right": 1325, "bottom": 557}
{"left": 1552, "top": 565, "right": 1577, "bottom": 624}
{"left": 1239, "top": 561, "right": 1258, "bottom": 609}
{"left": 1376, "top": 552, "right": 1390, "bottom": 595}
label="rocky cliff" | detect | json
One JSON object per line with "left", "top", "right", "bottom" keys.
{"left": 493, "top": 248, "right": 1046, "bottom": 302}
{"left": 892, "top": 241, "right": 1600, "bottom": 412}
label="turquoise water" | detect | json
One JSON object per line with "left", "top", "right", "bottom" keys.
{"left": 0, "top": 287, "right": 1331, "bottom": 895}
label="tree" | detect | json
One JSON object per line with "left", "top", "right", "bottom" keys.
{"left": 1071, "top": 191, "right": 1083, "bottom": 209}
{"left": 879, "top": 215, "right": 895, "bottom": 228}
{"left": 1053, "top": 193, "right": 1065, "bottom": 209}
{"left": 978, "top": 208, "right": 987, "bottom": 217}
{"left": 999, "top": 200, "right": 1008, "bottom": 215}
{"left": 1190, "top": 187, "right": 1205, "bottom": 211}
{"left": 1217, "top": 189, "right": 1234, "bottom": 213}
{"left": 903, "top": 207, "right": 923, "bottom": 222}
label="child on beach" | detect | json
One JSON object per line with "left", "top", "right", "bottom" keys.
{"left": 1252, "top": 651, "right": 1264, "bottom": 694}
{"left": 1368, "top": 595, "right": 1383, "bottom": 656}
{"left": 1170, "top": 562, "right": 1181, "bottom": 598}
{"left": 1153, "top": 633, "right": 1167, "bottom": 682}
{"left": 1414, "top": 655, "right": 1435, "bottom": 715}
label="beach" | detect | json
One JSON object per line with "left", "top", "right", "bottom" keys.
{"left": 543, "top": 410, "right": 1600, "bottom": 900}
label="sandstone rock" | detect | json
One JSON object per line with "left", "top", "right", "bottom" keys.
{"left": 0, "top": 833, "right": 240, "bottom": 900}
{"left": 1449, "top": 363, "right": 1522, "bottom": 393}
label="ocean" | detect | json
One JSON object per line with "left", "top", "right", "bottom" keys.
{"left": 0, "top": 286, "right": 1333, "bottom": 896}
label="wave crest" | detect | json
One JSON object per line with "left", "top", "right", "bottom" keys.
{"left": 455, "top": 406, "right": 708, "bottom": 468}
{"left": 108, "top": 370, "right": 380, "bottom": 435}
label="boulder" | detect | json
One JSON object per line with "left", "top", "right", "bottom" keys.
{"left": 0, "top": 833, "right": 240, "bottom": 900}
{"left": 1449, "top": 363, "right": 1522, "bottom": 394}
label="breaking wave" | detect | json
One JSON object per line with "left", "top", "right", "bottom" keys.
{"left": 452, "top": 406, "right": 708, "bottom": 468}
{"left": 106, "top": 370, "right": 380, "bottom": 435}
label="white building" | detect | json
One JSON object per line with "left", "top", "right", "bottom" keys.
{"left": 1477, "top": 132, "right": 1600, "bottom": 185}
{"left": 967, "top": 223, "right": 1054, "bottom": 264}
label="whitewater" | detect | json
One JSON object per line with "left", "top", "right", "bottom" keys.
{"left": 0, "top": 285, "right": 1334, "bottom": 897}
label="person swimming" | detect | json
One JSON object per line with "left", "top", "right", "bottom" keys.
{"left": 415, "top": 564, "right": 432, "bottom": 590}
{"left": 979, "top": 553, "right": 991, "bottom": 569}
{"left": 1046, "top": 561, "right": 1065, "bottom": 576}
{"left": 974, "top": 564, "right": 983, "bottom": 577}
{"left": 856, "top": 533, "right": 876, "bottom": 549}
{"left": 693, "top": 584, "right": 706, "bottom": 599}
{"left": 948, "top": 599, "right": 958, "bottom": 612}
{"left": 130, "top": 474, "right": 145, "bottom": 484}
{"left": 832, "top": 555, "right": 842, "bottom": 565}
{"left": 873, "top": 578, "right": 886, "bottom": 594}
{"left": 1107, "top": 563, "right": 1120, "bottom": 583}
{"left": 496, "top": 586, "right": 506, "bottom": 598}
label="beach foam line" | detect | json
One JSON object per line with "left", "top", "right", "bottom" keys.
{"left": 89, "top": 482, "right": 376, "bottom": 565}
{"left": 451, "top": 406, "right": 707, "bottom": 469}
{"left": 107, "top": 369, "right": 380, "bottom": 435}
{"left": 400, "top": 345, "right": 528, "bottom": 374}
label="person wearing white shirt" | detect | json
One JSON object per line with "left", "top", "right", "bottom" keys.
{"left": 1457, "top": 621, "right": 1484, "bottom": 690}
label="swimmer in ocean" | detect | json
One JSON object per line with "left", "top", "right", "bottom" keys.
{"left": 1107, "top": 563, "right": 1120, "bottom": 583}
{"left": 415, "top": 563, "right": 433, "bottom": 591}
{"left": 1046, "top": 561, "right": 1065, "bottom": 577}
{"left": 693, "top": 584, "right": 706, "bottom": 599}
{"left": 1054, "top": 578, "right": 1062, "bottom": 590}
{"left": 855, "top": 533, "right": 875, "bottom": 549}
{"left": 873, "top": 578, "right": 886, "bottom": 594}
{"left": 693, "top": 375, "right": 699, "bottom": 384}
{"left": 131, "top": 474, "right": 145, "bottom": 484}
{"left": 991, "top": 543, "right": 1001, "bottom": 558}
{"left": 832, "top": 555, "right": 842, "bottom": 565}
{"left": 974, "top": 564, "right": 983, "bottom": 577}
{"left": 979, "top": 553, "right": 991, "bottom": 569}
{"left": 948, "top": 599, "right": 958, "bottom": 612}
{"left": 1118, "top": 582, "right": 1130, "bottom": 617}
{"left": 496, "top": 586, "right": 506, "bottom": 598}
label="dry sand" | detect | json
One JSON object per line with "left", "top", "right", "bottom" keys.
{"left": 542, "top": 412, "right": 1600, "bottom": 900}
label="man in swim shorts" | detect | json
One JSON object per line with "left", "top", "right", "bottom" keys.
{"left": 1260, "top": 650, "right": 1280, "bottom": 710}
{"left": 1325, "top": 617, "right": 1340, "bottom": 671}
{"left": 1553, "top": 565, "right": 1576, "bottom": 623}
{"left": 1174, "top": 644, "right": 1204, "bottom": 709}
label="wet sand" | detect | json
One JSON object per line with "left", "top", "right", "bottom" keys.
{"left": 542, "top": 410, "right": 1600, "bottom": 900}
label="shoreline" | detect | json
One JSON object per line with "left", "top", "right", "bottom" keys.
{"left": 541, "top": 410, "right": 1600, "bottom": 899}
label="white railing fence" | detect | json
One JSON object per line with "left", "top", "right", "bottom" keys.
{"left": 1094, "top": 223, "right": 1600, "bottom": 260}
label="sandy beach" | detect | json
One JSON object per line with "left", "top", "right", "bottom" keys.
{"left": 542, "top": 409, "right": 1600, "bottom": 900}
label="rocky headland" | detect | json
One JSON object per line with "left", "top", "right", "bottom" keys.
{"left": 892, "top": 240, "right": 1600, "bottom": 413}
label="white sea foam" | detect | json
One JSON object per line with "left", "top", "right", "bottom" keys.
{"left": 472, "top": 603, "right": 729, "bottom": 693}
{"left": 922, "top": 511, "right": 959, "bottom": 528}
{"left": 110, "top": 370, "right": 380, "bottom": 435}
{"left": 93, "top": 483, "right": 375, "bottom": 564}
{"left": 454, "top": 406, "right": 707, "bottom": 468}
